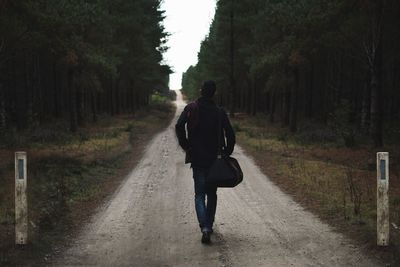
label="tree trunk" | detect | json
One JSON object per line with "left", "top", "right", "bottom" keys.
{"left": 229, "top": 0, "right": 236, "bottom": 117}
{"left": 68, "top": 68, "right": 77, "bottom": 132}
{"left": 0, "top": 83, "right": 5, "bottom": 131}
{"left": 110, "top": 77, "right": 116, "bottom": 115}
{"left": 269, "top": 91, "right": 275, "bottom": 123}
{"left": 252, "top": 80, "right": 257, "bottom": 116}
{"left": 282, "top": 89, "right": 290, "bottom": 127}
{"left": 115, "top": 78, "right": 120, "bottom": 114}
{"left": 369, "top": 1, "right": 384, "bottom": 147}
{"left": 265, "top": 92, "right": 270, "bottom": 114}
{"left": 306, "top": 61, "right": 314, "bottom": 118}
{"left": 34, "top": 55, "right": 43, "bottom": 125}
{"left": 370, "top": 64, "right": 383, "bottom": 146}
{"left": 361, "top": 77, "right": 371, "bottom": 132}
{"left": 53, "top": 60, "right": 60, "bottom": 118}
{"left": 289, "top": 68, "right": 299, "bottom": 133}
{"left": 76, "top": 84, "right": 84, "bottom": 127}
{"left": 246, "top": 78, "right": 252, "bottom": 114}
{"left": 91, "top": 86, "right": 97, "bottom": 122}
{"left": 16, "top": 55, "right": 27, "bottom": 131}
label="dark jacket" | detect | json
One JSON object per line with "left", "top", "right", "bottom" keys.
{"left": 175, "top": 97, "right": 235, "bottom": 168}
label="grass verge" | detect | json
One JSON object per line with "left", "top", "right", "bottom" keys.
{"left": 0, "top": 97, "right": 176, "bottom": 266}
{"left": 232, "top": 114, "right": 400, "bottom": 266}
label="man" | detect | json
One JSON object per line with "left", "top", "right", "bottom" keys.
{"left": 175, "top": 80, "right": 235, "bottom": 244}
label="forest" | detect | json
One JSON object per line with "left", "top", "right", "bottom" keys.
{"left": 182, "top": 0, "right": 400, "bottom": 147}
{"left": 0, "top": 0, "right": 170, "bottom": 134}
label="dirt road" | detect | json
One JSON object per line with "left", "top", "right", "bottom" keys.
{"left": 55, "top": 91, "right": 381, "bottom": 267}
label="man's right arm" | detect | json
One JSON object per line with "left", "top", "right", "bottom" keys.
{"left": 175, "top": 107, "right": 189, "bottom": 151}
{"left": 222, "top": 111, "right": 235, "bottom": 155}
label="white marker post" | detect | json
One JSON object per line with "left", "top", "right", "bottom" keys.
{"left": 377, "top": 152, "right": 389, "bottom": 246}
{"left": 15, "top": 152, "right": 28, "bottom": 245}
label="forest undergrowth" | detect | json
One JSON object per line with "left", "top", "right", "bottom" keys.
{"left": 233, "top": 114, "right": 400, "bottom": 265}
{"left": 0, "top": 94, "right": 176, "bottom": 266}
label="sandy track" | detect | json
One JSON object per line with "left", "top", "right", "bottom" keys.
{"left": 54, "top": 91, "right": 381, "bottom": 267}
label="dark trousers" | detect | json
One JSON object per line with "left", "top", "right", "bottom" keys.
{"left": 192, "top": 167, "right": 217, "bottom": 231}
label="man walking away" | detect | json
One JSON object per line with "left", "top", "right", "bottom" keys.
{"left": 175, "top": 80, "right": 235, "bottom": 244}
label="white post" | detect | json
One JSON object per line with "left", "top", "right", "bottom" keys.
{"left": 15, "top": 152, "right": 28, "bottom": 245}
{"left": 377, "top": 152, "right": 389, "bottom": 246}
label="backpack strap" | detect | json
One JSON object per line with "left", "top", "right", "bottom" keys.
{"left": 187, "top": 100, "right": 199, "bottom": 130}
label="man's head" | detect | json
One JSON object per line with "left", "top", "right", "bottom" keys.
{"left": 200, "top": 80, "right": 216, "bottom": 98}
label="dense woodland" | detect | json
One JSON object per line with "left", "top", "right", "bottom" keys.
{"left": 0, "top": 0, "right": 169, "bottom": 133}
{"left": 182, "top": 0, "right": 400, "bottom": 147}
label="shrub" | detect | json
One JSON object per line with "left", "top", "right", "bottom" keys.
{"left": 296, "top": 127, "right": 338, "bottom": 145}
{"left": 232, "top": 123, "right": 242, "bottom": 132}
{"left": 328, "top": 100, "right": 358, "bottom": 148}
{"left": 125, "top": 123, "right": 134, "bottom": 132}
{"left": 151, "top": 93, "right": 168, "bottom": 104}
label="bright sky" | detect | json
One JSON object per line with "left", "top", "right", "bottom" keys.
{"left": 161, "top": 0, "right": 216, "bottom": 90}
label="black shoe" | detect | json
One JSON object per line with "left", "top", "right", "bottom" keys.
{"left": 201, "top": 231, "right": 211, "bottom": 244}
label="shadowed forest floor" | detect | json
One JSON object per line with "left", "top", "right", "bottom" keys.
{"left": 0, "top": 98, "right": 176, "bottom": 266}
{"left": 232, "top": 114, "right": 400, "bottom": 265}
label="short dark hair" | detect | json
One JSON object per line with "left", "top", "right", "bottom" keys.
{"left": 201, "top": 80, "right": 216, "bottom": 98}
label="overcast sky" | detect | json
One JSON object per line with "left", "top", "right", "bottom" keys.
{"left": 161, "top": 0, "right": 216, "bottom": 90}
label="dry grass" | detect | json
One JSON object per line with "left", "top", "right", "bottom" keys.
{"left": 233, "top": 114, "right": 400, "bottom": 265}
{"left": 0, "top": 100, "right": 176, "bottom": 265}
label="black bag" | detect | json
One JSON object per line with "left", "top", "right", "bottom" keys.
{"left": 206, "top": 109, "right": 243, "bottom": 188}
{"left": 207, "top": 155, "right": 243, "bottom": 187}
